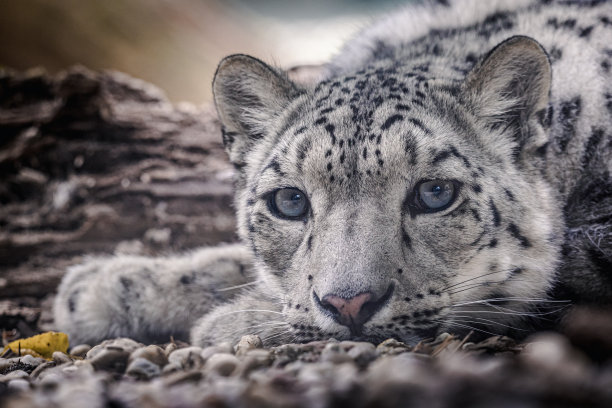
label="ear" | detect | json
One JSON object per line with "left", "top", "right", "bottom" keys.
{"left": 213, "top": 54, "right": 303, "bottom": 169}
{"left": 462, "top": 36, "right": 551, "bottom": 158}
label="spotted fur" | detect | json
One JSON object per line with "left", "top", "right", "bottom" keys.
{"left": 55, "top": 0, "right": 611, "bottom": 346}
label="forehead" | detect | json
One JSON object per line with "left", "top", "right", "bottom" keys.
{"left": 262, "top": 71, "right": 477, "bottom": 194}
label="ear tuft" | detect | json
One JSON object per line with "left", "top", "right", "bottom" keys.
{"left": 213, "top": 54, "right": 302, "bottom": 167}
{"left": 463, "top": 36, "right": 551, "bottom": 153}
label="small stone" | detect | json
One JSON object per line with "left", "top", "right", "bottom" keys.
{"left": 8, "top": 378, "right": 30, "bottom": 392}
{"left": 38, "top": 371, "right": 63, "bottom": 388}
{"left": 162, "top": 362, "right": 182, "bottom": 375}
{"left": 30, "top": 361, "right": 57, "bottom": 379}
{"left": 126, "top": 357, "right": 161, "bottom": 379}
{"left": 130, "top": 345, "right": 168, "bottom": 367}
{"left": 164, "top": 342, "right": 178, "bottom": 356}
{"left": 376, "top": 338, "right": 412, "bottom": 356}
{"left": 69, "top": 344, "right": 92, "bottom": 358}
{"left": 239, "top": 349, "right": 273, "bottom": 376}
{"left": 321, "top": 342, "right": 353, "bottom": 364}
{"left": 0, "top": 358, "right": 10, "bottom": 371}
{"left": 89, "top": 348, "right": 130, "bottom": 373}
{"left": 20, "top": 354, "right": 45, "bottom": 367}
{"left": 168, "top": 347, "right": 204, "bottom": 370}
{"left": 235, "top": 335, "right": 263, "bottom": 356}
{"left": 52, "top": 351, "right": 72, "bottom": 364}
{"left": 521, "top": 333, "right": 591, "bottom": 381}
{"left": 204, "top": 353, "right": 240, "bottom": 377}
{"left": 0, "top": 370, "right": 29, "bottom": 381}
{"left": 347, "top": 342, "right": 377, "bottom": 367}
{"left": 86, "top": 338, "right": 143, "bottom": 360}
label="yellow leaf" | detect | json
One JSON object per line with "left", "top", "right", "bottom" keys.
{"left": 2, "top": 331, "right": 69, "bottom": 360}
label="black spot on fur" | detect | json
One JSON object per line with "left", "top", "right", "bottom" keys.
{"left": 408, "top": 118, "right": 431, "bottom": 134}
{"left": 579, "top": 25, "right": 594, "bottom": 38}
{"left": 264, "top": 159, "right": 284, "bottom": 176}
{"left": 396, "top": 104, "right": 411, "bottom": 111}
{"left": 549, "top": 47, "right": 563, "bottom": 63}
{"left": 581, "top": 128, "right": 604, "bottom": 169}
{"left": 325, "top": 124, "right": 337, "bottom": 145}
{"left": 67, "top": 289, "right": 80, "bottom": 313}
{"left": 507, "top": 223, "right": 532, "bottom": 248}
{"left": 556, "top": 97, "right": 582, "bottom": 151}
{"left": 470, "top": 208, "right": 481, "bottom": 222}
{"left": 489, "top": 199, "right": 501, "bottom": 227}
{"left": 180, "top": 275, "right": 193, "bottom": 285}
{"left": 381, "top": 114, "right": 404, "bottom": 130}
{"left": 472, "top": 184, "right": 482, "bottom": 193}
{"left": 402, "top": 230, "right": 412, "bottom": 249}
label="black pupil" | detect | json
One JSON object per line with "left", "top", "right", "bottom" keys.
{"left": 431, "top": 185, "right": 442, "bottom": 196}
{"left": 292, "top": 193, "right": 302, "bottom": 202}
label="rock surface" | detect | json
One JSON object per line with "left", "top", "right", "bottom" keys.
{"left": 1, "top": 324, "right": 612, "bottom": 408}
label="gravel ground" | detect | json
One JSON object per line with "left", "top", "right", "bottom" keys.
{"left": 1, "top": 308, "right": 612, "bottom": 408}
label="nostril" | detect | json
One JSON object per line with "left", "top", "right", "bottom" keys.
{"left": 318, "top": 294, "right": 343, "bottom": 317}
{"left": 313, "top": 284, "right": 395, "bottom": 332}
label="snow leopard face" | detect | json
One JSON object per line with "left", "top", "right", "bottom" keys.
{"left": 213, "top": 36, "right": 564, "bottom": 344}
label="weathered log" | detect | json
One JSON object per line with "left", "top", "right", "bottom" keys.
{"left": 0, "top": 66, "right": 237, "bottom": 301}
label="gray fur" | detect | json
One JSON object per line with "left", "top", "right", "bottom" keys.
{"left": 55, "top": 0, "right": 611, "bottom": 347}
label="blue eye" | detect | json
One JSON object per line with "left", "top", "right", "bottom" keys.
{"left": 269, "top": 188, "right": 309, "bottom": 219}
{"left": 417, "top": 180, "right": 455, "bottom": 210}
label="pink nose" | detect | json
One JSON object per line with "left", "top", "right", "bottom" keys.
{"left": 322, "top": 292, "right": 373, "bottom": 322}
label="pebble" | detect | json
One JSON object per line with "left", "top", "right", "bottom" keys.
{"left": 69, "top": 344, "right": 92, "bottom": 357}
{"left": 204, "top": 353, "right": 240, "bottom": 377}
{"left": 0, "top": 370, "right": 29, "bottom": 381}
{"left": 521, "top": 333, "right": 591, "bottom": 381}
{"left": 30, "top": 361, "right": 57, "bottom": 379}
{"left": 53, "top": 351, "right": 72, "bottom": 364}
{"left": 346, "top": 342, "right": 377, "bottom": 367}
{"left": 234, "top": 335, "right": 263, "bottom": 356}
{"left": 239, "top": 349, "right": 273, "bottom": 376}
{"left": 86, "top": 338, "right": 143, "bottom": 360}
{"left": 164, "top": 343, "right": 178, "bottom": 357}
{"left": 376, "top": 338, "right": 412, "bottom": 356}
{"left": 168, "top": 347, "right": 204, "bottom": 370}
{"left": 201, "top": 342, "right": 234, "bottom": 361}
{"left": 89, "top": 348, "right": 130, "bottom": 373}
{"left": 8, "top": 378, "right": 30, "bottom": 392}
{"left": 321, "top": 342, "right": 353, "bottom": 364}
{"left": 19, "top": 354, "right": 46, "bottom": 367}
{"left": 126, "top": 357, "right": 162, "bottom": 379}
{"left": 130, "top": 345, "right": 168, "bottom": 367}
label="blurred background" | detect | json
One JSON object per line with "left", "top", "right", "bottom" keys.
{"left": 0, "top": 0, "right": 412, "bottom": 103}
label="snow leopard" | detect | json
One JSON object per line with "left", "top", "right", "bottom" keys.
{"left": 54, "top": 0, "right": 611, "bottom": 347}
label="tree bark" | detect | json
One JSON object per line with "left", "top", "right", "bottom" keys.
{"left": 0, "top": 66, "right": 237, "bottom": 302}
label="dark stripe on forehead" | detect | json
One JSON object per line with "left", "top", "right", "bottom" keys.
{"left": 408, "top": 118, "right": 432, "bottom": 134}
{"left": 296, "top": 136, "right": 312, "bottom": 173}
{"left": 263, "top": 158, "right": 284, "bottom": 176}
{"left": 381, "top": 114, "right": 404, "bottom": 130}
{"left": 431, "top": 146, "right": 471, "bottom": 168}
